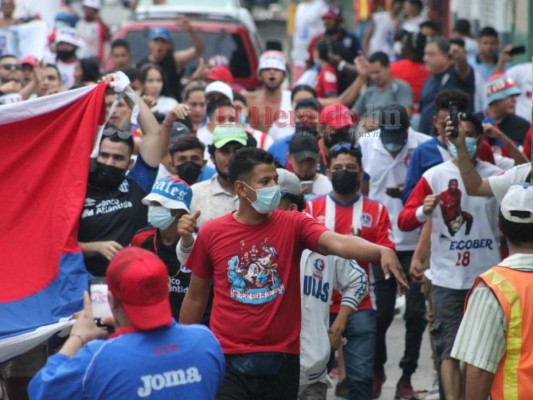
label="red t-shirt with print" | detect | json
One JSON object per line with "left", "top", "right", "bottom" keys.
{"left": 185, "top": 210, "right": 327, "bottom": 355}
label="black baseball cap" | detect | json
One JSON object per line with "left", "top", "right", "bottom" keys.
{"left": 289, "top": 134, "right": 319, "bottom": 162}
{"left": 379, "top": 104, "right": 410, "bottom": 145}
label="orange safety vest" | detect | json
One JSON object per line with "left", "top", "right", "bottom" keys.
{"left": 468, "top": 266, "right": 533, "bottom": 400}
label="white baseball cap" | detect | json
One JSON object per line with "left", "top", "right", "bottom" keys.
{"left": 82, "top": 0, "right": 102, "bottom": 9}
{"left": 501, "top": 184, "right": 533, "bottom": 223}
{"left": 277, "top": 168, "right": 302, "bottom": 196}
{"left": 205, "top": 81, "right": 233, "bottom": 103}
{"left": 55, "top": 27, "right": 82, "bottom": 47}
{"left": 258, "top": 51, "right": 287, "bottom": 73}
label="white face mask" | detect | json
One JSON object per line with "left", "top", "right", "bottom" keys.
{"left": 243, "top": 182, "right": 281, "bottom": 214}
{"left": 148, "top": 206, "right": 176, "bottom": 230}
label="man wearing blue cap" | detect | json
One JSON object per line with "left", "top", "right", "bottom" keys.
{"left": 138, "top": 17, "right": 204, "bottom": 100}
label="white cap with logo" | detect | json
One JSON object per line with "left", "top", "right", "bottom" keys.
{"left": 501, "top": 184, "right": 533, "bottom": 223}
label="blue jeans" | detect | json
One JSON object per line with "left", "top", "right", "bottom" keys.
{"left": 343, "top": 309, "right": 376, "bottom": 400}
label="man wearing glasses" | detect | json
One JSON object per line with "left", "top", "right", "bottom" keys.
{"left": 0, "top": 55, "right": 22, "bottom": 97}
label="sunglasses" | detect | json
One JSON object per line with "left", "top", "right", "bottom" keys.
{"left": 1, "top": 64, "right": 21, "bottom": 71}
{"left": 330, "top": 142, "right": 355, "bottom": 153}
{"left": 102, "top": 128, "right": 131, "bottom": 140}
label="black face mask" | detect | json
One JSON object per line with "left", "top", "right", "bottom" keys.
{"left": 325, "top": 26, "right": 341, "bottom": 36}
{"left": 331, "top": 170, "right": 359, "bottom": 195}
{"left": 324, "top": 132, "right": 351, "bottom": 149}
{"left": 89, "top": 161, "right": 127, "bottom": 189}
{"left": 56, "top": 50, "right": 76, "bottom": 61}
{"left": 176, "top": 161, "right": 202, "bottom": 185}
{"left": 295, "top": 122, "right": 319, "bottom": 137}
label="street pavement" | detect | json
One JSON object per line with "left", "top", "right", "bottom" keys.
{"left": 327, "top": 310, "right": 435, "bottom": 400}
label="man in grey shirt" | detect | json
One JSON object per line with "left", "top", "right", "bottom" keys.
{"left": 354, "top": 51, "right": 414, "bottom": 130}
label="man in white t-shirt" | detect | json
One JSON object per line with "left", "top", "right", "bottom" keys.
{"left": 359, "top": 104, "right": 430, "bottom": 398}
{"left": 398, "top": 112, "right": 502, "bottom": 400}
{"left": 363, "top": 0, "right": 403, "bottom": 59}
{"left": 76, "top": 0, "right": 110, "bottom": 64}
{"left": 288, "top": 133, "right": 332, "bottom": 200}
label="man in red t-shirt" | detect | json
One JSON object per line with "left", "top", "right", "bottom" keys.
{"left": 180, "top": 147, "right": 406, "bottom": 400}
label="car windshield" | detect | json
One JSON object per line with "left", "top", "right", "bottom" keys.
{"left": 136, "top": 0, "right": 239, "bottom": 7}
{"left": 127, "top": 29, "right": 250, "bottom": 78}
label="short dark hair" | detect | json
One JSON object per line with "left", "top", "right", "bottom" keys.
{"left": 428, "top": 37, "right": 451, "bottom": 55}
{"left": 435, "top": 89, "right": 470, "bottom": 112}
{"left": 294, "top": 97, "right": 321, "bottom": 112}
{"left": 78, "top": 57, "right": 100, "bottom": 83}
{"left": 169, "top": 134, "right": 205, "bottom": 156}
{"left": 327, "top": 144, "right": 363, "bottom": 167}
{"left": 281, "top": 193, "right": 306, "bottom": 212}
{"left": 206, "top": 98, "right": 234, "bottom": 119}
{"left": 100, "top": 130, "right": 135, "bottom": 156}
{"left": 460, "top": 113, "right": 483, "bottom": 136}
{"left": 368, "top": 51, "right": 390, "bottom": 67}
{"left": 111, "top": 39, "right": 130, "bottom": 52}
{"left": 498, "top": 210, "right": 533, "bottom": 246}
{"left": 453, "top": 19, "right": 472, "bottom": 36}
{"left": 122, "top": 67, "right": 141, "bottom": 83}
{"left": 479, "top": 26, "right": 499, "bottom": 39}
{"left": 233, "top": 90, "right": 247, "bottom": 106}
{"left": 419, "top": 20, "right": 440, "bottom": 35}
{"left": 407, "top": 0, "right": 423, "bottom": 10}
{"left": 291, "top": 84, "right": 317, "bottom": 102}
{"left": 228, "top": 147, "right": 274, "bottom": 185}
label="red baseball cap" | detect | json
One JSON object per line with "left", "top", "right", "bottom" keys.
{"left": 106, "top": 247, "right": 172, "bottom": 331}
{"left": 207, "top": 65, "right": 234, "bottom": 85}
{"left": 320, "top": 104, "right": 356, "bottom": 129}
{"left": 20, "top": 56, "right": 38, "bottom": 67}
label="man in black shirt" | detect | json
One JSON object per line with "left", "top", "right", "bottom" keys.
{"left": 137, "top": 17, "right": 204, "bottom": 101}
{"left": 131, "top": 176, "right": 196, "bottom": 320}
{"left": 78, "top": 82, "right": 162, "bottom": 277}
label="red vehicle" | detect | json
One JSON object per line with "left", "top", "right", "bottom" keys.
{"left": 110, "top": 17, "right": 262, "bottom": 90}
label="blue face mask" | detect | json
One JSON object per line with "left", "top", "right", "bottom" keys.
{"left": 449, "top": 137, "right": 478, "bottom": 159}
{"left": 148, "top": 206, "right": 176, "bottom": 230}
{"left": 243, "top": 183, "right": 281, "bottom": 214}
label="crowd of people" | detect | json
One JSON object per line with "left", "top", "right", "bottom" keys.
{"left": 1, "top": 0, "right": 533, "bottom": 399}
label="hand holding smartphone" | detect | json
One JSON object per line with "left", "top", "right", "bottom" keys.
{"left": 449, "top": 101, "right": 459, "bottom": 138}
{"left": 89, "top": 278, "right": 112, "bottom": 320}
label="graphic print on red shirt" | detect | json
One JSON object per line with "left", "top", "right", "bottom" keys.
{"left": 439, "top": 179, "right": 473, "bottom": 237}
{"left": 185, "top": 210, "right": 327, "bottom": 355}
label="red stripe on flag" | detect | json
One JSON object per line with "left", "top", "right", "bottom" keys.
{"left": 0, "top": 84, "right": 106, "bottom": 302}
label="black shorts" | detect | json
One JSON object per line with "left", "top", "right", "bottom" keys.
{"left": 431, "top": 285, "right": 469, "bottom": 361}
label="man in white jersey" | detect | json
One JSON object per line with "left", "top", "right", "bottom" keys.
{"left": 276, "top": 168, "right": 369, "bottom": 400}
{"left": 398, "top": 112, "right": 502, "bottom": 400}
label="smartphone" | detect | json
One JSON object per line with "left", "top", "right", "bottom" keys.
{"left": 89, "top": 278, "right": 112, "bottom": 320}
{"left": 508, "top": 45, "right": 526, "bottom": 56}
{"left": 301, "top": 180, "right": 314, "bottom": 194}
{"left": 449, "top": 101, "right": 459, "bottom": 138}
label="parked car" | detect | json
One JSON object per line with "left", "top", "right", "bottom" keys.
{"left": 109, "top": 5, "right": 263, "bottom": 89}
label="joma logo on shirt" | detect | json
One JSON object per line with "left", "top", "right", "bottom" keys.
{"left": 137, "top": 367, "right": 202, "bottom": 397}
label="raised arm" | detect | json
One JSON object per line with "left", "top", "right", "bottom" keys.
{"left": 173, "top": 16, "right": 204, "bottom": 67}
{"left": 445, "top": 118, "right": 494, "bottom": 196}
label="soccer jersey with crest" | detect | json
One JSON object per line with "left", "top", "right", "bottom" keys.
{"left": 399, "top": 160, "right": 502, "bottom": 289}
{"left": 306, "top": 194, "right": 396, "bottom": 311}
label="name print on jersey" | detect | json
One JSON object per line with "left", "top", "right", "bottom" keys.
{"left": 227, "top": 239, "right": 284, "bottom": 305}
{"left": 137, "top": 367, "right": 202, "bottom": 397}
{"left": 303, "top": 258, "right": 329, "bottom": 302}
